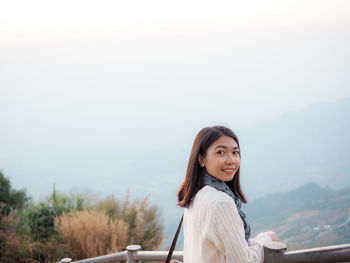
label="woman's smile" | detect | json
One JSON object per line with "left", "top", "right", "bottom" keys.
{"left": 223, "top": 168, "right": 234, "bottom": 175}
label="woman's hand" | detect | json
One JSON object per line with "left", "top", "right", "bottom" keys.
{"left": 265, "top": 231, "right": 280, "bottom": 242}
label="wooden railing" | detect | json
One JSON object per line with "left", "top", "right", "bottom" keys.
{"left": 58, "top": 242, "right": 350, "bottom": 263}
{"left": 57, "top": 245, "right": 183, "bottom": 263}
{"left": 264, "top": 242, "right": 350, "bottom": 263}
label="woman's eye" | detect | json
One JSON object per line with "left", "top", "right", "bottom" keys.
{"left": 233, "top": 151, "right": 240, "bottom": 155}
{"left": 217, "top": 150, "right": 224, "bottom": 154}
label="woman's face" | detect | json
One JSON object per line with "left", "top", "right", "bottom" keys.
{"left": 199, "top": 135, "right": 240, "bottom": 182}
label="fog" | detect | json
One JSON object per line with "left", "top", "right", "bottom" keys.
{"left": 1, "top": 0, "right": 350, "bottom": 203}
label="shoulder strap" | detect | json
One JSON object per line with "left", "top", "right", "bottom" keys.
{"left": 165, "top": 214, "right": 183, "bottom": 263}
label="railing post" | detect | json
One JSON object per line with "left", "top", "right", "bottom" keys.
{"left": 127, "top": 244, "right": 141, "bottom": 263}
{"left": 57, "top": 258, "right": 72, "bottom": 263}
{"left": 264, "top": 241, "right": 287, "bottom": 263}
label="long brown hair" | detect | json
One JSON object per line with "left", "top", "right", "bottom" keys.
{"left": 177, "top": 126, "right": 247, "bottom": 208}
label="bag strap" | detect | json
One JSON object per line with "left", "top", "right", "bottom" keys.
{"left": 165, "top": 214, "right": 183, "bottom": 263}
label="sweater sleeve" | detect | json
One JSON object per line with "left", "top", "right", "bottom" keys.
{"left": 207, "top": 199, "right": 272, "bottom": 263}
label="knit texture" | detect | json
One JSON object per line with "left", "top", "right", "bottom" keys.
{"left": 201, "top": 170, "right": 251, "bottom": 244}
{"left": 183, "top": 186, "right": 272, "bottom": 263}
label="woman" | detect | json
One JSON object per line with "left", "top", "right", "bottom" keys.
{"left": 177, "top": 126, "right": 279, "bottom": 263}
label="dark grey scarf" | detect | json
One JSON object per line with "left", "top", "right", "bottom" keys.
{"left": 201, "top": 170, "right": 251, "bottom": 244}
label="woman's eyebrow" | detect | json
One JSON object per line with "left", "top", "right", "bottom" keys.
{"left": 214, "top": 145, "right": 239, "bottom": 150}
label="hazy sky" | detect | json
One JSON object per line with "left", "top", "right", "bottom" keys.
{"left": 1, "top": 0, "right": 350, "bottom": 201}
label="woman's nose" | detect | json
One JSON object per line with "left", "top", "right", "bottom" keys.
{"left": 226, "top": 154, "right": 237, "bottom": 164}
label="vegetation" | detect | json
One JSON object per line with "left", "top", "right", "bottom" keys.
{"left": 55, "top": 210, "right": 128, "bottom": 259}
{"left": 120, "top": 190, "right": 163, "bottom": 251}
{"left": 0, "top": 171, "right": 30, "bottom": 216}
{"left": 0, "top": 171, "right": 164, "bottom": 263}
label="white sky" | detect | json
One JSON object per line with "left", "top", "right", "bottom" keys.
{"left": 1, "top": 0, "right": 350, "bottom": 33}
{"left": 1, "top": 0, "right": 350, "bottom": 200}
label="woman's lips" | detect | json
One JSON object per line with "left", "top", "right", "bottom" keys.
{"left": 223, "top": 169, "right": 234, "bottom": 174}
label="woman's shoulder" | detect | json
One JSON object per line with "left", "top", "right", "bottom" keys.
{"left": 194, "top": 185, "right": 234, "bottom": 206}
{"left": 186, "top": 186, "right": 238, "bottom": 222}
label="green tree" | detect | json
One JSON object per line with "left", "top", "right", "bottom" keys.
{"left": 0, "top": 171, "right": 30, "bottom": 216}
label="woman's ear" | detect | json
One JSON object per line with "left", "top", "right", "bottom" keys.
{"left": 198, "top": 154, "right": 205, "bottom": 167}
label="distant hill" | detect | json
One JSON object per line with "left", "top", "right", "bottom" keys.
{"left": 245, "top": 182, "right": 350, "bottom": 249}
{"left": 239, "top": 97, "right": 350, "bottom": 200}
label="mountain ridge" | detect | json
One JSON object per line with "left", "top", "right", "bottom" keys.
{"left": 245, "top": 182, "right": 350, "bottom": 249}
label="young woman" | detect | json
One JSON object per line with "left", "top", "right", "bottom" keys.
{"left": 177, "top": 126, "right": 279, "bottom": 263}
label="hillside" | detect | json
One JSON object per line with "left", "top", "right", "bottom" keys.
{"left": 239, "top": 97, "right": 350, "bottom": 200}
{"left": 245, "top": 183, "right": 350, "bottom": 249}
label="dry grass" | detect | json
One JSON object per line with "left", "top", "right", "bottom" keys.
{"left": 123, "top": 198, "right": 163, "bottom": 250}
{"left": 96, "top": 195, "right": 120, "bottom": 221}
{"left": 55, "top": 210, "right": 128, "bottom": 259}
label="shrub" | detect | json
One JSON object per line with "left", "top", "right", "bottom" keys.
{"left": 0, "top": 171, "right": 30, "bottom": 216}
{"left": 26, "top": 186, "right": 96, "bottom": 241}
{"left": 27, "top": 203, "right": 56, "bottom": 240}
{"left": 0, "top": 210, "right": 66, "bottom": 263}
{"left": 46, "top": 187, "right": 97, "bottom": 214}
{"left": 55, "top": 210, "right": 128, "bottom": 259}
{"left": 96, "top": 195, "right": 121, "bottom": 221}
{"left": 27, "top": 237, "right": 67, "bottom": 263}
{"left": 121, "top": 192, "right": 163, "bottom": 250}
{"left": 0, "top": 192, "right": 33, "bottom": 263}
{"left": 97, "top": 191, "right": 164, "bottom": 251}
{"left": 0, "top": 230, "right": 31, "bottom": 263}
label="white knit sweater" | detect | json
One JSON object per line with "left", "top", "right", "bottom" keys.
{"left": 183, "top": 186, "right": 272, "bottom": 263}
